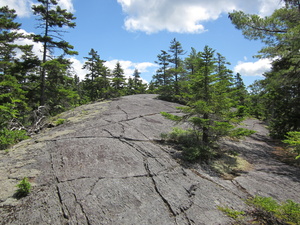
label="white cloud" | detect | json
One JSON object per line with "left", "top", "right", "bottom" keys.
{"left": 0, "top": 0, "right": 74, "bottom": 18}
{"left": 234, "top": 58, "right": 272, "bottom": 77}
{"left": 0, "top": 0, "right": 33, "bottom": 17}
{"left": 117, "top": 0, "right": 283, "bottom": 34}
{"left": 57, "top": 0, "right": 75, "bottom": 13}
{"left": 258, "top": 0, "right": 283, "bottom": 16}
{"left": 69, "top": 57, "right": 88, "bottom": 80}
{"left": 13, "top": 29, "right": 44, "bottom": 59}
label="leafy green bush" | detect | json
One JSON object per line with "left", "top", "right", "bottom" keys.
{"left": 55, "top": 118, "right": 66, "bottom": 126}
{"left": 0, "top": 128, "right": 28, "bottom": 150}
{"left": 248, "top": 196, "right": 300, "bottom": 225}
{"left": 15, "top": 177, "right": 31, "bottom": 198}
{"left": 283, "top": 131, "right": 300, "bottom": 159}
{"left": 161, "top": 127, "right": 212, "bottom": 161}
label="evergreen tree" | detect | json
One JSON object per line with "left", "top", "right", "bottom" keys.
{"left": 233, "top": 73, "right": 247, "bottom": 106}
{"left": 111, "top": 61, "right": 126, "bottom": 96}
{"left": 229, "top": 0, "right": 300, "bottom": 137}
{"left": 32, "top": 0, "right": 77, "bottom": 105}
{"left": 168, "top": 38, "right": 185, "bottom": 94}
{"left": 162, "top": 46, "right": 235, "bottom": 158}
{"left": 0, "top": 6, "right": 30, "bottom": 149}
{"left": 184, "top": 47, "right": 198, "bottom": 76}
{"left": 153, "top": 50, "right": 172, "bottom": 86}
{"left": 248, "top": 80, "right": 266, "bottom": 119}
{"left": 44, "top": 57, "right": 79, "bottom": 113}
{"left": 132, "top": 68, "right": 146, "bottom": 94}
{"left": 126, "top": 77, "right": 135, "bottom": 95}
{"left": 0, "top": 6, "right": 28, "bottom": 128}
{"left": 83, "top": 48, "right": 109, "bottom": 101}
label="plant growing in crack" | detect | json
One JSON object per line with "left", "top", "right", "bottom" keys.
{"left": 15, "top": 177, "right": 31, "bottom": 198}
{"left": 55, "top": 118, "right": 66, "bottom": 126}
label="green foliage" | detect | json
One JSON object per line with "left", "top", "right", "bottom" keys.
{"left": 217, "top": 206, "right": 245, "bottom": 220}
{"left": 160, "top": 111, "right": 182, "bottom": 122}
{"left": 219, "top": 196, "right": 300, "bottom": 224}
{"left": 283, "top": 131, "right": 300, "bottom": 159}
{"left": 229, "top": 3, "right": 300, "bottom": 138}
{"left": 161, "top": 127, "right": 213, "bottom": 161}
{"left": 55, "top": 118, "right": 66, "bottom": 126}
{"left": 161, "top": 127, "right": 198, "bottom": 146}
{"left": 15, "top": 177, "right": 31, "bottom": 198}
{"left": 0, "top": 129, "right": 28, "bottom": 150}
{"left": 247, "top": 196, "right": 300, "bottom": 225}
{"left": 229, "top": 128, "right": 256, "bottom": 139}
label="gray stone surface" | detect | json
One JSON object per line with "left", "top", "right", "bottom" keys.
{"left": 0, "top": 94, "right": 299, "bottom": 224}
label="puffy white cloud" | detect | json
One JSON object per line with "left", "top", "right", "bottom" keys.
{"left": 0, "top": 0, "right": 33, "bottom": 17}
{"left": 0, "top": 0, "right": 74, "bottom": 18}
{"left": 68, "top": 57, "right": 88, "bottom": 80}
{"left": 13, "top": 29, "right": 44, "bottom": 59}
{"left": 234, "top": 58, "right": 272, "bottom": 77}
{"left": 258, "top": 0, "right": 283, "bottom": 16}
{"left": 57, "top": 0, "right": 75, "bottom": 13}
{"left": 117, "top": 0, "right": 283, "bottom": 34}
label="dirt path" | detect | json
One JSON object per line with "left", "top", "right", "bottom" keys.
{"left": 0, "top": 95, "right": 299, "bottom": 224}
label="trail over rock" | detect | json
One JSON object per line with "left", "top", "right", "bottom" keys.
{"left": 0, "top": 94, "right": 299, "bottom": 224}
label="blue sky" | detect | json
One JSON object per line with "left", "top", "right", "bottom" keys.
{"left": 1, "top": 0, "right": 283, "bottom": 87}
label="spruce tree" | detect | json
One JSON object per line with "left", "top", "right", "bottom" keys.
{"left": 229, "top": 0, "right": 300, "bottom": 137}
{"left": 83, "top": 48, "right": 109, "bottom": 101}
{"left": 162, "top": 46, "right": 235, "bottom": 159}
{"left": 168, "top": 38, "right": 185, "bottom": 95}
{"left": 0, "top": 6, "right": 28, "bottom": 127}
{"left": 32, "top": 0, "right": 77, "bottom": 105}
{"left": 153, "top": 50, "right": 172, "bottom": 86}
{"left": 0, "top": 6, "right": 29, "bottom": 149}
{"left": 111, "top": 61, "right": 126, "bottom": 96}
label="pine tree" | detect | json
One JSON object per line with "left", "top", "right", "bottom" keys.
{"left": 43, "top": 57, "right": 79, "bottom": 113}
{"left": 229, "top": 0, "right": 300, "bottom": 137}
{"left": 168, "top": 38, "right": 185, "bottom": 94}
{"left": 162, "top": 46, "right": 235, "bottom": 159}
{"left": 153, "top": 50, "right": 172, "bottom": 86}
{"left": 32, "top": 0, "right": 77, "bottom": 105}
{"left": 132, "top": 68, "right": 146, "bottom": 94}
{"left": 0, "top": 6, "right": 29, "bottom": 149}
{"left": 0, "top": 6, "right": 28, "bottom": 127}
{"left": 111, "top": 61, "right": 126, "bottom": 96}
{"left": 83, "top": 48, "right": 109, "bottom": 101}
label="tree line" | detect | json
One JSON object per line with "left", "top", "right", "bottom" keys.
{"left": 0, "top": 1, "right": 147, "bottom": 149}
{"left": 1, "top": 0, "right": 300, "bottom": 156}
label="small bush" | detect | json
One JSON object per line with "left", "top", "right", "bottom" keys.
{"left": 15, "top": 177, "right": 31, "bottom": 198}
{"left": 183, "top": 146, "right": 201, "bottom": 161}
{"left": 161, "top": 127, "right": 214, "bottom": 161}
{"left": 247, "top": 196, "right": 300, "bottom": 225}
{"left": 0, "top": 128, "right": 28, "bottom": 150}
{"left": 55, "top": 118, "right": 66, "bottom": 126}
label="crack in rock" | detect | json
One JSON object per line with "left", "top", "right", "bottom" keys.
{"left": 56, "top": 186, "right": 69, "bottom": 220}
{"left": 143, "top": 158, "right": 178, "bottom": 224}
{"left": 72, "top": 193, "right": 91, "bottom": 225}
{"left": 231, "top": 179, "right": 252, "bottom": 198}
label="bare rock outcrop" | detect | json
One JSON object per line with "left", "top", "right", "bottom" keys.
{"left": 0, "top": 94, "right": 299, "bottom": 224}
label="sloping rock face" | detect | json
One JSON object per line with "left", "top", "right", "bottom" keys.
{"left": 0, "top": 94, "right": 299, "bottom": 225}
